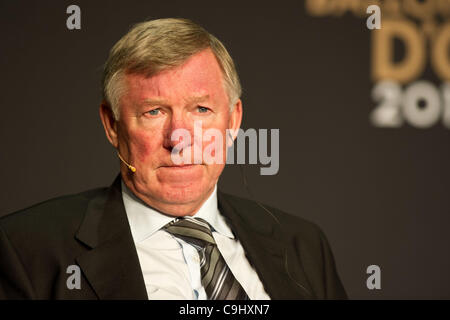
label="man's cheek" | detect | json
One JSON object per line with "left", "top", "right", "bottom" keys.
{"left": 132, "top": 132, "right": 158, "bottom": 163}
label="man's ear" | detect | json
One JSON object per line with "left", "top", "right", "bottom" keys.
{"left": 99, "top": 101, "right": 119, "bottom": 148}
{"left": 227, "top": 99, "right": 243, "bottom": 146}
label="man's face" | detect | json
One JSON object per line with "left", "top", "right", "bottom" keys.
{"left": 100, "top": 48, "right": 242, "bottom": 216}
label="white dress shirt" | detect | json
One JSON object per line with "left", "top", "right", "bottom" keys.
{"left": 121, "top": 181, "right": 271, "bottom": 300}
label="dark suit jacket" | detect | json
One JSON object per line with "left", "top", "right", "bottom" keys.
{"left": 0, "top": 175, "right": 347, "bottom": 299}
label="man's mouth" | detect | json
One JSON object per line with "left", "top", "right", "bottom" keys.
{"left": 160, "top": 164, "right": 198, "bottom": 168}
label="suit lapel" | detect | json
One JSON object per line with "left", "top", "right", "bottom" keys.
{"left": 218, "top": 191, "right": 314, "bottom": 300}
{"left": 75, "top": 175, "right": 148, "bottom": 299}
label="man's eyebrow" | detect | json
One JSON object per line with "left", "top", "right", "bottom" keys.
{"left": 141, "top": 98, "right": 169, "bottom": 106}
{"left": 141, "top": 95, "right": 211, "bottom": 106}
{"left": 186, "top": 95, "right": 210, "bottom": 104}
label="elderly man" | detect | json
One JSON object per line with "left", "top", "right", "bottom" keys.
{"left": 0, "top": 18, "right": 347, "bottom": 300}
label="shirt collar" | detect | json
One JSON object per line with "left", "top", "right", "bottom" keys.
{"left": 121, "top": 180, "right": 235, "bottom": 243}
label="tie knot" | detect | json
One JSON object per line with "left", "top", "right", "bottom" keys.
{"left": 163, "top": 217, "right": 216, "bottom": 248}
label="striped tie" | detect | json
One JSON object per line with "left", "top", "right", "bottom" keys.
{"left": 163, "top": 217, "right": 249, "bottom": 300}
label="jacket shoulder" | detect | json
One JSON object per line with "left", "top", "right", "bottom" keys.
{"left": 220, "top": 192, "right": 348, "bottom": 299}
{"left": 0, "top": 187, "right": 107, "bottom": 238}
{"left": 219, "top": 191, "right": 325, "bottom": 241}
{"left": 0, "top": 187, "right": 109, "bottom": 299}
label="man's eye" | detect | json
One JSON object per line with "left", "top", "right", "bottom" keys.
{"left": 197, "top": 106, "right": 209, "bottom": 113}
{"left": 147, "top": 109, "right": 160, "bottom": 116}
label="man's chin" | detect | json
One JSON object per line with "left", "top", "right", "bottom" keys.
{"left": 130, "top": 166, "right": 217, "bottom": 215}
{"left": 156, "top": 164, "right": 204, "bottom": 185}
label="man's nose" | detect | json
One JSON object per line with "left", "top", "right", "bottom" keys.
{"left": 163, "top": 115, "right": 193, "bottom": 150}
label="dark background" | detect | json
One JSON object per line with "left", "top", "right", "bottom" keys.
{"left": 1, "top": 0, "right": 449, "bottom": 299}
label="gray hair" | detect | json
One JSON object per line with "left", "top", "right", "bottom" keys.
{"left": 102, "top": 18, "right": 242, "bottom": 120}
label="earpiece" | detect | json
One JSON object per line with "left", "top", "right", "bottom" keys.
{"left": 117, "top": 152, "right": 136, "bottom": 173}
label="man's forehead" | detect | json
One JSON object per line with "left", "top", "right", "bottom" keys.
{"left": 122, "top": 49, "right": 227, "bottom": 105}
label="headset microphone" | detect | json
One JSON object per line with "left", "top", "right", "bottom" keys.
{"left": 117, "top": 152, "right": 136, "bottom": 173}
